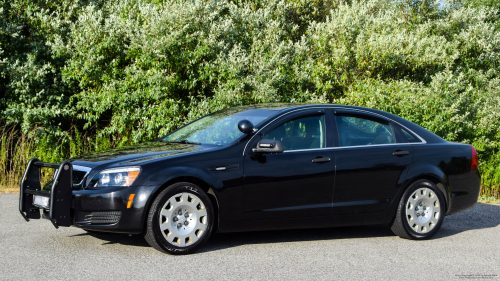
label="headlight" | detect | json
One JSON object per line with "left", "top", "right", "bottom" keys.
{"left": 91, "top": 167, "right": 141, "bottom": 187}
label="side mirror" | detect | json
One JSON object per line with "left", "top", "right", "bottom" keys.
{"left": 252, "top": 139, "right": 284, "bottom": 154}
{"left": 238, "top": 120, "right": 254, "bottom": 134}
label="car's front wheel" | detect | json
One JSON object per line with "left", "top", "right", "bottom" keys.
{"left": 144, "top": 182, "right": 214, "bottom": 255}
{"left": 391, "top": 180, "right": 446, "bottom": 240}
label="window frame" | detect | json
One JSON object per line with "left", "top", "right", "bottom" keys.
{"left": 244, "top": 109, "right": 333, "bottom": 155}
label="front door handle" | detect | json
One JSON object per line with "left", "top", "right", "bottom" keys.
{"left": 312, "top": 157, "right": 331, "bottom": 163}
{"left": 392, "top": 150, "right": 410, "bottom": 156}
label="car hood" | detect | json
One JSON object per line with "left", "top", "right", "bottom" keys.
{"left": 69, "top": 142, "right": 213, "bottom": 168}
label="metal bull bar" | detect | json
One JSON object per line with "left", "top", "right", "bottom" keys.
{"left": 19, "top": 158, "right": 73, "bottom": 228}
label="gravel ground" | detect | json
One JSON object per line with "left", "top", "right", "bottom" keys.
{"left": 1, "top": 194, "right": 499, "bottom": 280}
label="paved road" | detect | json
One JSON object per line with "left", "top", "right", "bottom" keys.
{"left": 1, "top": 194, "right": 499, "bottom": 280}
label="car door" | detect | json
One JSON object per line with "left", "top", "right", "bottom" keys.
{"left": 332, "top": 110, "right": 414, "bottom": 214}
{"left": 243, "top": 109, "right": 335, "bottom": 220}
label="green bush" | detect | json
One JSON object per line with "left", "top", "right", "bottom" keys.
{"left": 0, "top": 0, "right": 499, "bottom": 197}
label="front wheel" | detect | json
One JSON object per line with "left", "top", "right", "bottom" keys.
{"left": 391, "top": 180, "right": 446, "bottom": 240}
{"left": 144, "top": 182, "right": 214, "bottom": 255}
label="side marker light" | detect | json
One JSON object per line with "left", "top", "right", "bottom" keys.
{"left": 127, "top": 194, "right": 136, "bottom": 209}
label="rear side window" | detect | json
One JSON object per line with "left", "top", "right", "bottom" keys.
{"left": 400, "top": 127, "right": 422, "bottom": 143}
{"left": 336, "top": 115, "right": 395, "bottom": 147}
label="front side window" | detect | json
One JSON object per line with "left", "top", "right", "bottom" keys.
{"left": 336, "top": 115, "right": 395, "bottom": 147}
{"left": 263, "top": 115, "right": 326, "bottom": 151}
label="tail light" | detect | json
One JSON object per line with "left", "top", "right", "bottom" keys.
{"left": 471, "top": 145, "right": 479, "bottom": 170}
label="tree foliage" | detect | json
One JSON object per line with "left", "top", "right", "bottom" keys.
{"left": 1, "top": 0, "right": 499, "bottom": 196}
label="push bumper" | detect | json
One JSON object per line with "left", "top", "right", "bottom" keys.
{"left": 19, "top": 158, "right": 73, "bottom": 228}
{"left": 19, "top": 158, "right": 157, "bottom": 234}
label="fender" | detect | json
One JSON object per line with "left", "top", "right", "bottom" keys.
{"left": 137, "top": 163, "right": 245, "bottom": 232}
{"left": 136, "top": 166, "right": 217, "bottom": 230}
{"left": 402, "top": 163, "right": 451, "bottom": 214}
{"left": 150, "top": 166, "right": 222, "bottom": 190}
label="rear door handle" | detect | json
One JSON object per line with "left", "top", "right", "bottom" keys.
{"left": 312, "top": 157, "right": 331, "bottom": 163}
{"left": 392, "top": 150, "right": 410, "bottom": 156}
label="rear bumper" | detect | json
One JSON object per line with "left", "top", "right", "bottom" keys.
{"left": 447, "top": 169, "right": 481, "bottom": 216}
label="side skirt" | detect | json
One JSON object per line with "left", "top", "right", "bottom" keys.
{"left": 217, "top": 203, "right": 399, "bottom": 233}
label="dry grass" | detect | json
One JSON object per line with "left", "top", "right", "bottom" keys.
{"left": 478, "top": 201, "right": 500, "bottom": 205}
{"left": 0, "top": 127, "right": 66, "bottom": 194}
{"left": 478, "top": 196, "right": 500, "bottom": 205}
{"left": 0, "top": 127, "right": 35, "bottom": 191}
{"left": 0, "top": 185, "right": 19, "bottom": 193}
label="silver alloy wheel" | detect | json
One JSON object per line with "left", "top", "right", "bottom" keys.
{"left": 405, "top": 187, "right": 441, "bottom": 234}
{"left": 159, "top": 192, "right": 208, "bottom": 247}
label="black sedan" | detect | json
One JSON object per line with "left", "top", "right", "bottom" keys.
{"left": 19, "top": 104, "right": 481, "bottom": 255}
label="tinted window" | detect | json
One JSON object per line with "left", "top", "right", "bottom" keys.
{"left": 263, "top": 115, "right": 326, "bottom": 151}
{"left": 400, "top": 127, "right": 422, "bottom": 143}
{"left": 336, "top": 116, "right": 395, "bottom": 147}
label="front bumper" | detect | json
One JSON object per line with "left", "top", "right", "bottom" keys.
{"left": 19, "top": 158, "right": 157, "bottom": 234}
{"left": 72, "top": 185, "right": 157, "bottom": 234}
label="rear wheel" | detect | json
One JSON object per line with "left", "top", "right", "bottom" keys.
{"left": 144, "top": 182, "right": 214, "bottom": 255}
{"left": 391, "top": 180, "right": 445, "bottom": 240}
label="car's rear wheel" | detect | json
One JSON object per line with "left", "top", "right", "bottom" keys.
{"left": 391, "top": 180, "right": 445, "bottom": 240}
{"left": 144, "top": 182, "right": 214, "bottom": 255}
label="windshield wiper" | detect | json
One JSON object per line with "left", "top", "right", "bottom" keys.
{"left": 164, "top": 140, "right": 201, "bottom": 145}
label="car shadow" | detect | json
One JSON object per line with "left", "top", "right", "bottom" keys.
{"left": 74, "top": 203, "right": 500, "bottom": 252}
{"left": 201, "top": 225, "right": 394, "bottom": 254}
{"left": 203, "top": 203, "right": 500, "bottom": 252}
{"left": 434, "top": 203, "right": 500, "bottom": 239}
{"left": 70, "top": 231, "right": 151, "bottom": 247}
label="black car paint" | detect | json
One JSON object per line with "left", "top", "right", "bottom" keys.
{"left": 65, "top": 104, "right": 480, "bottom": 234}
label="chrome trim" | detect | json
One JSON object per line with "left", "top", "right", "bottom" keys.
{"left": 73, "top": 165, "right": 91, "bottom": 172}
{"left": 283, "top": 148, "right": 334, "bottom": 153}
{"left": 73, "top": 165, "right": 91, "bottom": 186}
{"left": 283, "top": 143, "right": 425, "bottom": 153}
{"left": 242, "top": 106, "right": 427, "bottom": 155}
{"left": 334, "top": 143, "right": 411, "bottom": 149}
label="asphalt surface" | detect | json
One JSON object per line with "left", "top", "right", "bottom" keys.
{"left": 1, "top": 194, "right": 499, "bottom": 280}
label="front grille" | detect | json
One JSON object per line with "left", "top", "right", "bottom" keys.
{"left": 83, "top": 211, "right": 121, "bottom": 225}
{"left": 73, "top": 170, "right": 87, "bottom": 184}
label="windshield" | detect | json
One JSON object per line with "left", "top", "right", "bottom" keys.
{"left": 163, "top": 108, "right": 279, "bottom": 145}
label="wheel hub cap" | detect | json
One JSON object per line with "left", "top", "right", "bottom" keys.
{"left": 158, "top": 192, "right": 208, "bottom": 247}
{"left": 405, "top": 187, "right": 441, "bottom": 234}
{"left": 176, "top": 215, "right": 186, "bottom": 225}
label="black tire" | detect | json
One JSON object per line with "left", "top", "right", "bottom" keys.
{"left": 391, "top": 180, "right": 446, "bottom": 240}
{"left": 144, "top": 182, "right": 214, "bottom": 255}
